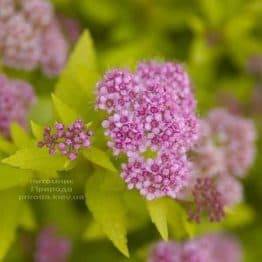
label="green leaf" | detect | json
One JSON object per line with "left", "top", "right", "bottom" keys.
{"left": 0, "top": 164, "right": 32, "bottom": 191}
{"left": 30, "top": 121, "right": 44, "bottom": 140}
{"left": 167, "top": 200, "right": 194, "bottom": 240}
{"left": 0, "top": 135, "right": 16, "bottom": 154}
{"left": 83, "top": 147, "right": 117, "bottom": 172}
{"left": 83, "top": 221, "right": 106, "bottom": 240}
{"left": 10, "top": 123, "right": 33, "bottom": 149}
{"left": 0, "top": 187, "right": 21, "bottom": 260}
{"left": 2, "top": 147, "right": 68, "bottom": 172}
{"left": 223, "top": 203, "right": 255, "bottom": 228}
{"left": 147, "top": 198, "right": 168, "bottom": 240}
{"left": 55, "top": 30, "right": 100, "bottom": 120}
{"left": 19, "top": 201, "right": 36, "bottom": 231}
{"left": 85, "top": 172, "right": 129, "bottom": 257}
{"left": 51, "top": 94, "right": 79, "bottom": 124}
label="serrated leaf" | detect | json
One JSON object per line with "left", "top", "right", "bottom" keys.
{"left": 0, "top": 164, "right": 32, "bottom": 191}
{"left": 19, "top": 201, "right": 36, "bottom": 231}
{"left": 85, "top": 172, "right": 129, "bottom": 257}
{"left": 0, "top": 135, "right": 16, "bottom": 154}
{"left": 51, "top": 94, "right": 79, "bottom": 124}
{"left": 0, "top": 187, "right": 21, "bottom": 260}
{"left": 147, "top": 198, "right": 168, "bottom": 240}
{"left": 167, "top": 200, "right": 192, "bottom": 240}
{"left": 10, "top": 123, "right": 33, "bottom": 149}
{"left": 2, "top": 147, "right": 68, "bottom": 172}
{"left": 30, "top": 121, "right": 44, "bottom": 140}
{"left": 83, "top": 147, "right": 117, "bottom": 172}
{"left": 83, "top": 221, "right": 105, "bottom": 240}
{"left": 55, "top": 30, "right": 100, "bottom": 120}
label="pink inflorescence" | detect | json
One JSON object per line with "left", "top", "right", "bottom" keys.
{"left": 148, "top": 233, "right": 242, "bottom": 262}
{"left": 35, "top": 226, "right": 71, "bottom": 262}
{"left": 184, "top": 108, "right": 256, "bottom": 222}
{"left": 206, "top": 109, "right": 256, "bottom": 177}
{"left": 0, "top": 0, "right": 78, "bottom": 77}
{"left": 188, "top": 177, "right": 225, "bottom": 223}
{"left": 0, "top": 74, "right": 36, "bottom": 138}
{"left": 38, "top": 120, "right": 92, "bottom": 160}
{"left": 97, "top": 61, "right": 199, "bottom": 200}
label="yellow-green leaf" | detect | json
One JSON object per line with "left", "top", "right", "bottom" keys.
{"left": 147, "top": 198, "right": 168, "bottom": 240}
{"left": 2, "top": 147, "right": 68, "bottom": 172}
{"left": 55, "top": 30, "right": 100, "bottom": 120}
{"left": 30, "top": 121, "right": 44, "bottom": 140}
{"left": 0, "top": 164, "right": 32, "bottom": 191}
{"left": 85, "top": 172, "right": 129, "bottom": 257}
{"left": 83, "top": 146, "right": 117, "bottom": 172}
{"left": 0, "top": 135, "right": 16, "bottom": 154}
{"left": 0, "top": 187, "right": 21, "bottom": 260}
{"left": 167, "top": 200, "right": 193, "bottom": 240}
{"left": 52, "top": 94, "right": 79, "bottom": 124}
{"left": 10, "top": 123, "right": 33, "bottom": 149}
{"left": 19, "top": 201, "right": 36, "bottom": 231}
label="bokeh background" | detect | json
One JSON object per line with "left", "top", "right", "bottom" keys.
{"left": 3, "top": 0, "right": 261, "bottom": 261}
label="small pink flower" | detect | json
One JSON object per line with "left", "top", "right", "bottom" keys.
{"left": 35, "top": 226, "right": 71, "bottom": 262}
{"left": 38, "top": 120, "right": 92, "bottom": 160}
{"left": 149, "top": 233, "right": 242, "bottom": 262}
{"left": 0, "top": 74, "right": 36, "bottom": 138}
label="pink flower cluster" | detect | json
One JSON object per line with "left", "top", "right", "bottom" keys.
{"left": 35, "top": 227, "right": 71, "bottom": 262}
{"left": 185, "top": 108, "right": 256, "bottom": 222}
{"left": 97, "top": 61, "right": 199, "bottom": 200}
{"left": 0, "top": 74, "right": 36, "bottom": 138}
{"left": 0, "top": 0, "right": 75, "bottom": 77}
{"left": 149, "top": 233, "right": 242, "bottom": 262}
{"left": 38, "top": 120, "right": 92, "bottom": 160}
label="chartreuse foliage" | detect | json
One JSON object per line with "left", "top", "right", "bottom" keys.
{"left": 0, "top": 188, "right": 22, "bottom": 260}
{"left": 0, "top": 26, "right": 257, "bottom": 260}
{"left": 55, "top": 30, "right": 100, "bottom": 121}
{"left": 85, "top": 171, "right": 129, "bottom": 257}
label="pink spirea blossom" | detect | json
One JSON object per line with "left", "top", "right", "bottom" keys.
{"left": 188, "top": 177, "right": 225, "bottom": 223}
{"left": 38, "top": 120, "right": 92, "bottom": 160}
{"left": 148, "top": 241, "right": 182, "bottom": 262}
{"left": 40, "top": 21, "right": 69, "bottom": 77}
{"left": 97, "top": 61, "right": 199, "bottom": 200}
{"left": 206, "top": 109, "right": 256, "bottom": 178}
{"left": 149, "top": 233, "right": 242, "bottom": 262}
{"left": 0, "top": 74, "right": 36, "bottom": 138}
{"left": 184, "top": 109, "right": 256, "bottom": 222}
{"left": 35, "top": 227, "right": 71, "bottom": 262}
{"left": 0, "top": 0, "right": 70, "bottom": 76}
{"left": 216, "top": 175, "right": 243, "bottom": 207}
{"left": 58, "top": 13, "right": 82, "bottom": 44}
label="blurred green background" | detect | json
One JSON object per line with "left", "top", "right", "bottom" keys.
{"left": 4, "top": 0, "right": 261, "bottom": 261}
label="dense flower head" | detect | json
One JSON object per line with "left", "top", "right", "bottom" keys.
{"left": 0, "top": 0, "right": 71, "bottom": 76}
{"left": 182, "top": 108, "right": 256, "bottom": 222}
{"left": 148, "top": 241, "right": 182, "bottom": 262}
{"left": 189, "top": 177, "right": 225, "bottom": 223}
{"left": 216, "top": 175, "right": 243, "bottom": 207}
{"left": 97, "top": 61, "right": 199, "bottom": 200}
{"left": 148, "top": 233, "right": 242, "bottom": 262}
{"left": 35, "top": 226, "right": 71, "bottom": 262}
{"left": 192, "top": 109, "right": 256, "bottom": 178}
{"left": 98, "top": 62, "right": 198, "bottom": 155}
{"left": 38, "top": 120, "right": 92, "bottom": 160}
{"left": 0, "top": 74, "right": 36, "bottom": 138}
{"left": 206, "top": 109, "right": 256, "bottom": 177}
{"left": 40, "top": 21, "right": 69, "bottom": 77}
{"left": 121, "top": 151, "right": 191, "bottom": 200}
{"left": 3, "top": 14, "right": 41, "bottom": 70}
